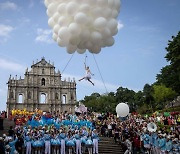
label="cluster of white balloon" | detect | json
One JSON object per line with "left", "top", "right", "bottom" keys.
{"left": 116, "top": 103, "right": 129, "bottom": 117}
{"left": 44, "top": 0, "right": 121, "bottom": 54}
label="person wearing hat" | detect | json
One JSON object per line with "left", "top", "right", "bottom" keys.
{"left": 165, "top": 136, "right": 173, "bottom": 154}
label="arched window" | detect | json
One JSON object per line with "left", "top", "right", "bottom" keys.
{"left": 18, "top": 94, "right": 23, "bottom": 103}
{"left": 62, "top": 95, "right": 66, "bottom": 104}
{"left": 40, "top": 93, "right": 46, "bottom": 103}
{"left": 41, "top": 78, "right": 45, "bottom": 86}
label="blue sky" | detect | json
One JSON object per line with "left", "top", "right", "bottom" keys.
{"left": 0, "top": 0, "right": 180, "bottom": 111}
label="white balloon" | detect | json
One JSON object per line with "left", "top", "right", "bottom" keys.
{"left": 105, "top": 37, "right": 114, "bottom": 46}
{"left": 52, "top": 33, "right": 58, "bottom": 41}
{"left": 77, "top": 48, "right": 86, "bottom": 54}
{"left": 111, "top": 28, "right": 118, "bottom": 36}
{"left": 58, "top": 27, "right": 70, "bottom": 40}
{"left": 107, "top": 18, "right": 118, "bottom": 31}
{"left": 52, "top": 12, "right": 60, "bottom": 23}
{"left": 102, "top": 8, "right": 112, "bottom": 18}
{"left": 69, "top": 36, "right": 80, "bottom": 45}
{"left": 116, "top": 103, "right": 129, "bottom": 117}
{"left": 66, "top": 2, "right": 78, "bottom": 16}
{"left": 58, "top": 3, "right": 66, "bottom": 15}
{"left": 48, "top": 17, "right": 55, "bottom": 28}
{"left": 108, "top": 0, "right": 115, "bottom": 8}
{"left": 74, "top": 12, "right": 88, "bottom": 24}
{"left": 101, "top": 28, "right": 111, "bottom": 38}
{"left": 44, "top": 0, "right": 121, "bottom": 54}
{"left": 79, "top": 29, "right": 90, "bottom": 41}
{"left": 69, "top": 23, "right": 81, "bottom": 35}
{"left": 53, "top": 24, "right": 60, "bottom": 34}
{"left": 58, "top": 16, "right": 69, "bottom": 26}
{"left": 57, "top": 37, "right": 68, "bottom": 47}
{"left": 90, "top": 31, "right": 102, "bottom": 44}
{"left": 94, "top": 17, "right": 107, "bottom": 30}
{"left": 97, "top": 0, "right": 108, "bottom": 7}
{"left": 48, "top": 3, "right": 57, "bottom": 16}
{"left": 66, "top": 44, "right": 77, "bottom": 54}
{"left": 79, "top": 4, "right": 90, "bottom": 14}
{"left": 111, "top": 10, "right": 119, "bottom": 18}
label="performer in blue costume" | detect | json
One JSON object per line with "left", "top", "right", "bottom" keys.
{"left": 92, "top": 129, "right": 99, "bottom": 154}
{"left": 44, "top": 132, "right": 51, "bottom": 154}
{"left": 59, "top": 130, "right": 66, "bottom": 154}
{"left": 165, "top": 136, "right": 172, "bottom": 153}
{"left": 75, "top": 131, "right": 82, "bottom": 154}
{"left": 159, "top": 134, "right": 166, "bottom": 154}
{"left": 85, "top": 135, "right": 93, "bottom": 154}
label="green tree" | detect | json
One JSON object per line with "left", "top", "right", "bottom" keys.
{"left": 156, "top": 32, "right": 180, "bottom": 94}
{"left": 152, "top": 84, "right": 177, "bottom": 109}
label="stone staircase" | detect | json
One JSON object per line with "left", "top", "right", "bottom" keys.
{"left": 98, "top": 137, "right": 124, "bottom": 154}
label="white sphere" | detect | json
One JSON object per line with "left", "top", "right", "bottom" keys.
{"left": 79, "top": 29, "right": 90, "bottom": 41}
{"left": 58, "top": 27, "right": 70, "bottom": 40}
{"left": 66, "top": 2, "right": 78, "bottom": 16}
{"left": 94, "top": 17, "right": 107, "bottom": 30}
{"left": 57, "top": 38, "right": 68, "bottom": 47}
{"left": 48, "top": 3, "right": 57, "bottom": 16}
{"left": 77, "top": 48, "right": 86, "bottom": 54}
{"left": 111, "top": 10, "right": 118, "bottom": 18}
{"left": 79, "top": 4, "right": 90, "bottom": 14}
{"left": 102, "top": 8, "right": 112, "bottom": 18}
{"left": 108, "top": 0, "right": 115, "bottom": 8}
{"left": 116, "top": 103, "right": 129, "bottom": 117}
{"left": 101, "top": 28, "right": 111, "bottom": 38}
{"left": 66, "top": 44, "right": 77, "bottom": 54}
{"left": 105, "top": 37, "right": 114, "bottom": 47}
{"left": 52, "top": 12, "right": 60, "bottom": 23}
{"left": 69, "top": 36, "right": 80, "bottom": 46}
{"left": 97, "top": 0, "right": 108, "bottom": 7}
{"left": 107, "top": 18, "right": 118, "bottom": 31}
{"left": 90, "top": 31, "right": 102, "bottom": 44}
{"left": 92, "top": 7, "right": 102, "bottom": 17}
{"left": 58, "top": 3, "right": 66, "bottom": 15}
{"left": 53, "top": 24, "right": 60, "bottom": 34}
{"left": 69, "top": 23, "right": 81, "bottom": 35}
{"left": 114, "top": 0, "right": 121, "bottom": 11}
{"left": 58, "top": 16, "right": 69, "bottom": 26}
{"left": 74, "top": 12, "right": 88, "bottom": 24}
{"left": 48, "top": 18, "right": 55, "bottom": 28}
{"left": 111, "top": 27, "right": 118, "bottom": 36}
{"left": 52, "top": 33, "right": 58, "bottom": 41}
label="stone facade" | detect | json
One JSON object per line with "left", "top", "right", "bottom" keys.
{"left": 6, "top": 57, "right": 76, "bottom": 114}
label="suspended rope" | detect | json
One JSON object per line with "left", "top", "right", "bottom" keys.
{"left": 61, "top": 53, "right": 75, "bottom": 74}
{"left": 85, "top": 54, "right": 88, "bottom": 65}
{"left": 92, "top": 53, "right": 108, "bottom": 93}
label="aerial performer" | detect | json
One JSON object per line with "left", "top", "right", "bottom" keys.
{"left": 79, "top": 63, "right": 94, "bottom": 86}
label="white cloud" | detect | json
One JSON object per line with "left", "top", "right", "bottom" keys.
{"left": 0, "top": 24, "right": 14, "bottom": 43}
{"left": 35, "top": 28, "right": 53, "bottom": 44}
{"left": 117, "top": 21, "right": 124, "bottom": 30}
{"left": 0, "top": 1, "right": 18, "bottom": 10}
{"left": 0, "top": 58, "right": 26, "bottom": 72}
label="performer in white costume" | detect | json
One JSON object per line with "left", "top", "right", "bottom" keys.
{"left": 79, "top": 63, "right": 94, "bottom": 86}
